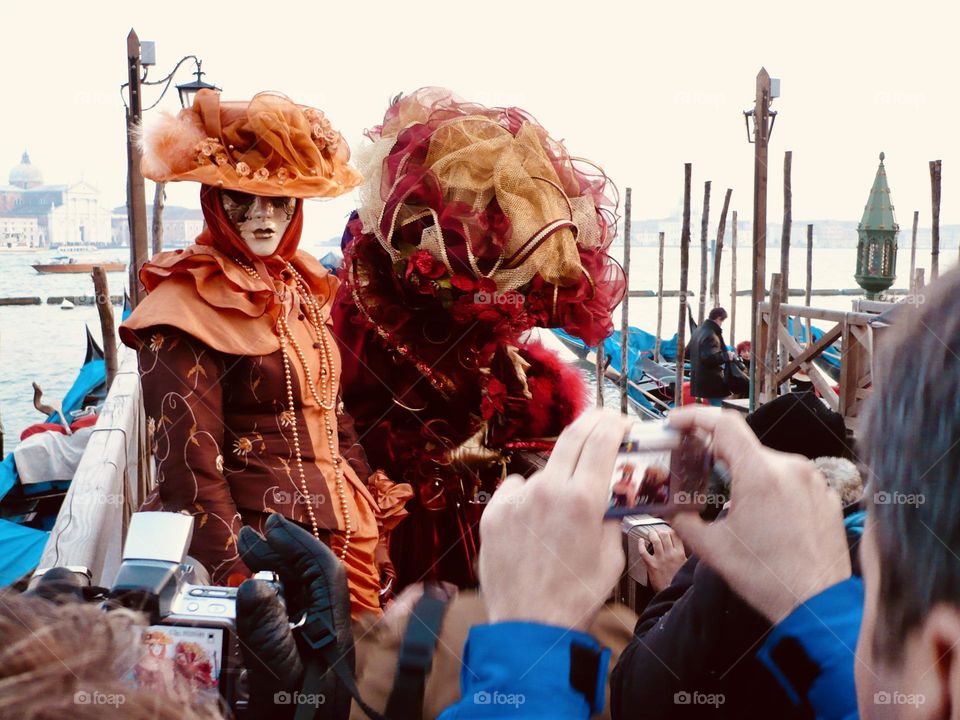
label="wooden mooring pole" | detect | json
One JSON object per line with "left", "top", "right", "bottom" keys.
{"left": 152, "top": 181, "right": 166, "bottom": 257}
{"left": 698, "top": 181, "right": 712, "bottom": 323}
{"left": 676, "top": 164, "right": 692, "bottom": 406}
{"left": 909, "top": 210, "right": 919, "bottom": 295}
{"left": 805, "top": 224, "right": 813, "bottom": 345}
{"left": 92, "top": 267, "right": 118, "bottom": 389}
{"left": 730, "top": 211, "right": 738, "bottom": 346}
{"left": 749, "top": 68, "right": 773, "bottom": 412}
{"left": 712, "top": 189, "right": 733, "bottom": 308}
{"left": 780, "top": 152, "right": 792, "bottom": 304}
{"left": 780, "top": 151, "right": 792, "bottom": 369}
{"left": 126, "top": 29, "right": 149, "bottom": 307}
{"left": 655, "top": 231, "right": 665, "bottom": 363}
{"left": 620, "top": 188, "right": 632, "bottom": 414}
{"left": 930, "top": 159, "right": 942, "bottom": 281}
{"left": 764, "top": 273, "right": 783, "bottom": 401}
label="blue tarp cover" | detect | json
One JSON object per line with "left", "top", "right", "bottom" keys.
{"left": 0, "top": 519, "right": 48, "bottom": 586}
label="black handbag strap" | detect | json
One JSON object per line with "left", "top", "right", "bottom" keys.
{"left": 383, "top": 589, "right": 451, "bottom": 720}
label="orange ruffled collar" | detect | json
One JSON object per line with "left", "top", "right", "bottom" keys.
{"left": 120, "top": 244, "right": 338, "bottom": 356}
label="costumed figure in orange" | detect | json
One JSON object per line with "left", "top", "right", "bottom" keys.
{"left": 332, "top": 88, "right": 624, "bottom": 588}
{"left": 120, "top": 90, "right": 412, "bottom": 618}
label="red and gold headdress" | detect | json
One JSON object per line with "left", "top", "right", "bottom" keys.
{"left": 334, "top": 88, "right": 624, "bottom": 584}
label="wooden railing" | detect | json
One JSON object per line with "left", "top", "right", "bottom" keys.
{"left": 757, "top": 274, "right": 880, "bottom": 435}
{"left": 33, "top": 345, "right": 149, "bottom": 586}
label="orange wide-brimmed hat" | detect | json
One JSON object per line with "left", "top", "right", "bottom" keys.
{"left": 139, "top": 89, "right": 362, "bottom": 199}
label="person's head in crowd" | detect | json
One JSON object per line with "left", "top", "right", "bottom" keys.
{"left": 746, "top": 390, "right": 849, "bottom": 459}
{"left": 0, "top": 593, "right": 220, "bottom": 719}
{"left": 736, "top": 340, "right": 752, "bottom": 364}
{"left": 708, "top": 307, "right": 728, "bottom": 327}
{"left": 856, "top": 269, "right": 960, "bottom": 718}
{"left": 814, "top": 456, "right": 864, "bottom": 508}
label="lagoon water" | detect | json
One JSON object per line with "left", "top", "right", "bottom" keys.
{"left": 0, "top": 242, "right": 952, "bottom": 441}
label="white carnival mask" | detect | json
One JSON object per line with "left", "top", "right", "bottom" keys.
{"left": 221, "top": 190, "right": 296, "bottom": 257}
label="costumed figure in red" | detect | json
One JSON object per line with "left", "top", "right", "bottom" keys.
{"left": 332, "top": 88, "right": 625, "bottom": 588}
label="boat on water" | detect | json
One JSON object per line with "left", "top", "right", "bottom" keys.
{"left": 31, "top": 255, "right": 126, "bottom": 274}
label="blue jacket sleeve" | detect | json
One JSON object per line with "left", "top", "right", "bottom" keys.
{"left": 439, "top": 622, "right": 610, "bottom": 719}
{"left": 756, "top": 577, "right": 864, "bottom": 720}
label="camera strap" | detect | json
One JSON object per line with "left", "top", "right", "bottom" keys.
{"left": 297, "top": 651, "right": 387, "bottom": 720}
{"left": 383, "top": 589, "right": 451, "bottom": 720}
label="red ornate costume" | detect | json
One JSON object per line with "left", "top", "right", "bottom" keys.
{"left": 332, "top": 89, "right": 624, "bottom": 587}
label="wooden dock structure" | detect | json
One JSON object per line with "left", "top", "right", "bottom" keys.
{"left": 31, "top": 347, "right": 149, "bottom": 587}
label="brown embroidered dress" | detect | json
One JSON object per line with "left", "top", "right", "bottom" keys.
{"left": 120, "top": 187, "right": 403, "bottom": 619}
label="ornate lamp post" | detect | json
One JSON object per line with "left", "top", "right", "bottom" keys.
{"left": 743, "top": 68, "right": 780, "bottom": 410}
{"left": 854, "top": 153, "right": 899, "bottom": 300}
{"left": 121, "top": 30, "right": 220, "bottom": 306}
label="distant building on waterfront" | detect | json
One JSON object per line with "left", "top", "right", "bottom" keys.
{"left": 0, "top": 151, "right": 112, "bottom": 248}
{"left": 111, "top": 205, "right": 205, "bottom": 248}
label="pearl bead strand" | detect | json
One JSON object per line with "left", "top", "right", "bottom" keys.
{"left": 232, "top": 258, "right": 352, "bottom": 560}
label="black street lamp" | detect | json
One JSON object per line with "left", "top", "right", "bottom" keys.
{"left": 176, "top": 61, "right": 220, "bottom": 110}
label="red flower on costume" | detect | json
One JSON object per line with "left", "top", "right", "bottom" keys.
{"left": 481, "top": 377, "right": 508, "bottom": 420}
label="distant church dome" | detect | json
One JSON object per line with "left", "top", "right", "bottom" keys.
{"left": 9, "top": 151, "right": 43, "bottom": 189}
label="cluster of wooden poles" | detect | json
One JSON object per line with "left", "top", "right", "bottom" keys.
{"left": 599, "top": 152, "right": 946, "bottom": 416}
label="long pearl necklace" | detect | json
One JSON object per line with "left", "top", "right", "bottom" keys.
{"left": 233, "top": 257, "right": 352, "bottom": 561}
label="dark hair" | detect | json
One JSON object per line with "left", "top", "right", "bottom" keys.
{"left": 708, "top": 307, "right": 727, "bottom": 322}
{"left": 862, "top": 269, "right": 960, "bottom": 661}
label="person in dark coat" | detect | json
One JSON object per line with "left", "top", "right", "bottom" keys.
{"left": 688, "top": 307, "right": 732, "bottom": 405}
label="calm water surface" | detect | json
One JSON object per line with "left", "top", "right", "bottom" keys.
{"left": 1, "top": 243, "right": 947, "bottom": 442}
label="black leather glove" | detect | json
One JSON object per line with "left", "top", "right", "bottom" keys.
{"left": 236, "top": 513, "right": 359, "bottom": 720}
{"left": 236, "top": 578, "right": 304, "bottom": 719}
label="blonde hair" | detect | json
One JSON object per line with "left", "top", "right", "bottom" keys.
{"left": 0, "top": 593, "right": 223, "bottom": 720}
{"left": 813, "top": 456, "right": 864, "bottom": 506}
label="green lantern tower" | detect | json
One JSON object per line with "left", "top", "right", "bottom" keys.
{"left": 855, "top": 152, "right": 899, "bottom": 299}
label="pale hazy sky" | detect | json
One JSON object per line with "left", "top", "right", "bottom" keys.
{"left": 2, "top": 0, "right": 956, "bottom": 239}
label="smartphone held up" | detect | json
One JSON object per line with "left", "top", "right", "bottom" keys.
{"left": 604, "top": 420, "right": 716, "bottom": 519}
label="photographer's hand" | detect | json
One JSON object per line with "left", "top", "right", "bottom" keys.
{"left": 638, "top": 526, "right": 687, "bottom": 593}
{"left": 236, "top": 514, "right": 357, "bottom": 720}
{"left": 478, "top": 409, "right": 630, "bottom": 632}
{"left": 667, "top": 406, "right": 852, "bottom": 623}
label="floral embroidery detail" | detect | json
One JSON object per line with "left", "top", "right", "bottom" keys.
{"left": 215, "top": 454, "right": 224, "bottom": 473}
{"left": 276, "top": 167, "right": 290, "bottom": 183}
{"left": 187, "top": 363, "right": 208, "bottom": 379}
{"left": 253, "top": 167, "right": 269, "bottom": 182}
{"left": 233, "top": 437, "right": 253, "bottom": 457}
{"left": 236, "top": 161, "right": 251, "bottom": 177}
{"left": 149, "top": 333, "right": 165, "bottom": 352}
{"left": 214, "top": 153, "right": 229, "bottom": 166}
{"left": 279, "top": 410, "right": 295, "bottom": 428}
{"left": 188, "top": 422, "right": 200, "bottom": 446}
